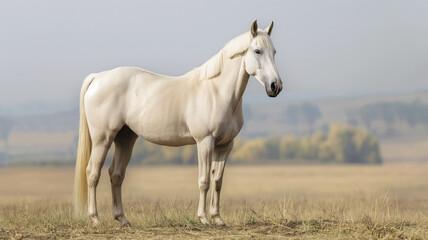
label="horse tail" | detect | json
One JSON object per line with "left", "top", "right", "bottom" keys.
{"left": 73, "top": 73, "right": 96, "bottom": 217}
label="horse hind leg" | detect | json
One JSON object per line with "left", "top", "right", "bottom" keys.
{"left": 86, "top": 133, "right": 115, "bottom": 225}
{"left": 108, "top": 126, "right": 138, "bottom": 226}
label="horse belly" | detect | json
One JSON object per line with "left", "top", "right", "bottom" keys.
{"left": 128, "top": 118, "right": 196, "bottom": 147}
{"left": 141, "top": 131, "right": 196, "bottom": 147}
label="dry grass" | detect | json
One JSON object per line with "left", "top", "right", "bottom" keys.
{"left": 1, "top": 165, "right": 427, "bottom": 239}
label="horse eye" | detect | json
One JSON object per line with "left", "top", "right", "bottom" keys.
{"left": 254, "top": 49, "right": 262, "bottom": 55}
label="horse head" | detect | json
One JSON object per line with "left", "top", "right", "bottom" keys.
{"left": 244, "top": 20, "right": 283, "bottom": 97}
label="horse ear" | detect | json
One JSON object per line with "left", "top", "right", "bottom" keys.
{"left": 265, "top": 21, "right": 274, "bottom": 36}
{"left": 250, "top": 20, "right": 258, "bottom": 37}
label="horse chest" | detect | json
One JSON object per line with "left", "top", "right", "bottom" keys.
{"left": 212, "top": 113, "right": 243, "bottom": 145}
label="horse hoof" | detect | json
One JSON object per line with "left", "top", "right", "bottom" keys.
{"left": 90, "top": 217, "right": 100, "bottom": 226}
{"left": 121, "top": 220, "right": 131, "bottom": 227}
{"left": 115, "top": 216, "right": 131, "bottom": 227}
{"left": 199, "top": 216, "right": 210, "bottom": 225}
{"left": 212, "top": 216, "right": 226, "bottom": 226}
{"left": 120, "top": 218, "right": 131, "bottom": 227}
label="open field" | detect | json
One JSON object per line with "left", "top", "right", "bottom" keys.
{"left": 1, "top": 165, "right": 428, "bottom": 239}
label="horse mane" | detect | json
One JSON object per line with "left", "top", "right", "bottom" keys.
{"left": 199, "top": 32, "right": 252, "bottom": 80}
{"left": 199, "top": 31, "right": 273, "bottom": 81}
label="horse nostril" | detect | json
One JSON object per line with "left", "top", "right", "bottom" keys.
{"left": 271, "top": 82, "right": 277, "bottom": 93}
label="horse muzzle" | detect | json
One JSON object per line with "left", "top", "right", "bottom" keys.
{"left": 266, "top": 79, "right": 283, "bottom": 97}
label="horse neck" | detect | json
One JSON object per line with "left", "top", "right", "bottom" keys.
{"left": 214, "top": 56, "right": 250, "bottom": 111}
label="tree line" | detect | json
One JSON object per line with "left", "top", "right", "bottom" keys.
{"left": 283, "top": 102, "right": 322, "bottom": 127}
{"left": 349, "top": 99, "right": 428, "bottom": 128}
{"left": 130, "top": 124, "right": 381, "bottom": 165}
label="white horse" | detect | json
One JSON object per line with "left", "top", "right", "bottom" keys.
{"left": 74, "top": 20, "right": 282, "bottom": 226}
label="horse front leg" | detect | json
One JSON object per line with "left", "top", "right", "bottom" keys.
{"left": 196, "top": 136, "right": 214, "bottom": 225}
{"left": 210, "top": 141, "right": 233, "bottom": 226}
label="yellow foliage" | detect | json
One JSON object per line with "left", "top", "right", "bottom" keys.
{"left": 231, "top": 138, "right": 267, "bottom": 162}
{"left": 131, "top": 124, "right": 381, "bottom": 164}
{"left": 279, "top": 136, "right": 300, "bottom": 159}
{"left": 181, "top": 145, "right": 197, "bottom": 164}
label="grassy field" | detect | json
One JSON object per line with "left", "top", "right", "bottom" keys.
{"left": 0, "top": 165, "right": 427, "bottom": 239}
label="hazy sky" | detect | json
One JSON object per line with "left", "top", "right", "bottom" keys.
{"left": 1, "top": 0, "right": 428, "bottom": 111}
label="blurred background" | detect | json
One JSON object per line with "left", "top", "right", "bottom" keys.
{"left": 1, "top": 0, "right": 427, "bottom": 166}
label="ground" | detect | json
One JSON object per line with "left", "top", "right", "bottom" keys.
{"left": 0, "top": 165, "right": 427, "bottom": 239}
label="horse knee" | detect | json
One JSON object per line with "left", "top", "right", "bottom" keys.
{"left": 199, "top": 178, "right": 210, "bottom": 192}
{"left": 86, "top": 170, "right": 100, "bottom": 187}
{"left": 213, "top": 178, "right": 223, "bottom": 192}
{"left": 110, "top": 171, "right": 124, "bottom": 185}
